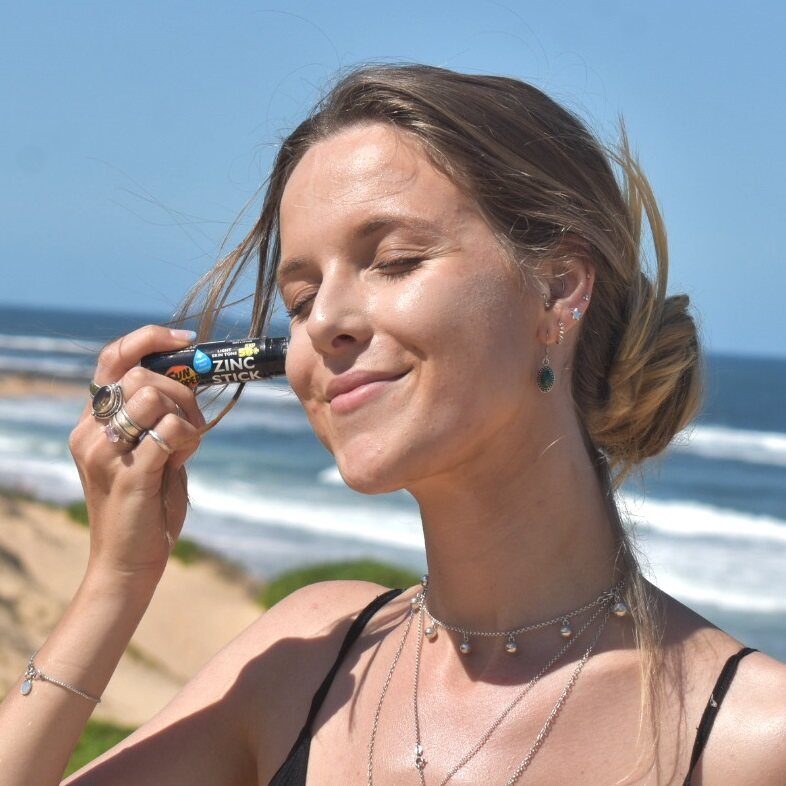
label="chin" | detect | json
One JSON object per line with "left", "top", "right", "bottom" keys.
{"left": 335, "top": 460, "right": 406, "bottom": 496}
{"left": 331, "top": 439, "right": 415, "bottom": 495}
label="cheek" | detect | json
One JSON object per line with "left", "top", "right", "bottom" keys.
{"left": 397, "top": 264, "right": 532, "bottom": 370}
{"left": 285, "top": 336, "right": 330, "bottom": 439}
{"left": 284, "top": 335, "right": 310, "bottom": 401}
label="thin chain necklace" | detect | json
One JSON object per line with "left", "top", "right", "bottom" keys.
{"left": 367, "top": 580, "right": 625, "bottom": 785}
{"left": 414, "top": 600, "right": 612, "bottom": 785}
{"left": 367, "top": 598, "right": 418, "bottom": 786}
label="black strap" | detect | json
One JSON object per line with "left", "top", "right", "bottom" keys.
{"left": 682, "top": 646, "right": 758, "bottom": 786}
{"left": 269, "top": 587, "right": 404, "bottom": 786}
{"left": 302, "top": 587, "right": 404, "bottom": 733}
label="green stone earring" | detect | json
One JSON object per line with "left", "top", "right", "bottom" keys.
{"left": 537, "top": 344, "right": 555, "bottom": 392}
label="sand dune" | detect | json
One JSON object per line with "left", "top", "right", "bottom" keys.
{"left": 0, "top": 494, "right": 264, "bottom": 726}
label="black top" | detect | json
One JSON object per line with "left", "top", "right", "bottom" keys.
{"left": 268, "top": 588, "right": 757, "bottom": 786}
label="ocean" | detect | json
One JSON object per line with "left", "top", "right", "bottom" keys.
{"left": 0, "top": 304, "right": 784, "bottom": 660}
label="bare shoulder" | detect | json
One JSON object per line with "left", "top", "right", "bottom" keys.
{"left": 705, "top": 649, "right": 786, "bottom": 785}
{"left": 242, "top": 578, "right": 402, "bottom": 648}
{"left": 232, "top": 579, "right": 412, "bottom": 778}
{"left": 654, "top": 586, "right": 786, "bottom": 785}
{"left": 62, "top": 580, "right": 403, "bottom": 784}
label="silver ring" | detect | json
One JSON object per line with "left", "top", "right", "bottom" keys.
{"left": 89, "top": 380, "right": 101, "bottom": 397}
{"left": 111, "top": 405, "right": 146, "bottom": 442}
{"left": 91, "top": 384, "right": 124, "bottom": 420}
{"left": 145, "top": 429, "right": 174, "bottom": 455}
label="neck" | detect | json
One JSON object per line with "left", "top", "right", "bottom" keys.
{"left": 408, "top": 413, "right": 624, "bottom": 644}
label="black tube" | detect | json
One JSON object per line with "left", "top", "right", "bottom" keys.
{"left": 140, "top": 337, "right": 287, "bottom": 388}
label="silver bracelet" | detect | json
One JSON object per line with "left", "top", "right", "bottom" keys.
{"left": 21, "top": 650, "right": 101, "bottom": 704}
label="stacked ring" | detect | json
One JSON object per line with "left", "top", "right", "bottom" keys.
{"left": 109, "top": 405, "right": 146, "bottom": 443}
{"left": 91, "top": 384, "right": 124, "bottom": 420}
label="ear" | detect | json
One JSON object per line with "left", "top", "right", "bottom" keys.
{"left": 536, "top": 256, "right": 594, "bottom": 346}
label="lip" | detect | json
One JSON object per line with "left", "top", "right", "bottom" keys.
{"left": 326, "top": 369, "right": 409, "bottom": 413}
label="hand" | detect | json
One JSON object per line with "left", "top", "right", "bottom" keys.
{"left": 69, "top": 326, "right": 207, "bottom": 584}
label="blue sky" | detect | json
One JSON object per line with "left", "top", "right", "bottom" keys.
{"left": 3, "top": 1, "right": 784, "bottom": 357}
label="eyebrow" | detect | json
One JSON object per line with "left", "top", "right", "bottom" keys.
{"left": 276, "top": 214, "right": 445, "bottom": 286}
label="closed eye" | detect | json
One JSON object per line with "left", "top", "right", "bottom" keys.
{"left": 285, "top": 257, "right": 425, "bottom": 321}
{"left": 285, "top": 293, "right": 315, "bottom": 320}
{"left": 375, "top": 257, "right": 423, "bottom": 276}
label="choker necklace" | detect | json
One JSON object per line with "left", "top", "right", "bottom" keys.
{"left": 367, "top": 576, "right": 628, "bottom": 786}
{"left": 419, "top": 575, "right": 627, "bottom": 655}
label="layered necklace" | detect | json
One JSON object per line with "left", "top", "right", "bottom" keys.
{"left": 367, "top": 576, "right": 628, "bottom": 785}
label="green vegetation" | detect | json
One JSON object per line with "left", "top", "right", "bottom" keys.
{"left": 170, "top": 537, "right": 213, "bottom": 564}
{"left": 259, "top": 559, "right": 421, "bottom": 608}
{"left": 64, "top": 718, "right": 136, "bottom": 777}
{"left": 65, "top": 500, "right": 89, "bottom": 526}
{"left": 0, "top": 487, "right": 40, "bottom": 504}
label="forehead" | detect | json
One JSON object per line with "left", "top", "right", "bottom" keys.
{"left": 279, "top": 123, "right": 475, "bottom": 244}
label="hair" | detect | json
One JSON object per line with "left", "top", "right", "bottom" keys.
{"left": 177, "top": 62, "right": 702, "bottom": 781}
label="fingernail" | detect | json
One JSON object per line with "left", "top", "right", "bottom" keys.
{"left": 171, "top": 329, "right": 197, "bottom": 342}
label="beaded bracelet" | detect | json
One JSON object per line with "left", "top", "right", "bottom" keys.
{"left": 21, "top": 651, "right": 101, "bottom": 704}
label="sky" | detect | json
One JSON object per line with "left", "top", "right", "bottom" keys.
{"left": 3, "top": 1, "right": 784, "bottom": 357}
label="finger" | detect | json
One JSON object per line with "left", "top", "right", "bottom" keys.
{"left": 93, "top": 325, "right": 196, "bottom": 388}
{"left": 133, "top": 413, "right": 201, "bottom": 471}
{"left": 119, "top": 367, "right": 206, "bottom": 430}
{"left": 83, "top": 383, "right": 190, "bottom": 463}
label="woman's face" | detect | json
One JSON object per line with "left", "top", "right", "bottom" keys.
{"left": 278, "top": 122, "right": 542, "bottom": 494}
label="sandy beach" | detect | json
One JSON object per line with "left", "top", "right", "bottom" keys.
{"left": 0, "top": 375, "right": 88, "bottom": 399}
{"left": 0, "top": 492, "right": 265, "bottom": 726}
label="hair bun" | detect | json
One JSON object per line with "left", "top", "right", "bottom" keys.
{"left": 587, "top": 286, "right": 702, "bottom": 477}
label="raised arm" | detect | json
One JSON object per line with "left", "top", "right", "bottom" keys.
{"left": 0, "top": 326, "right": 210, "bottom": 784}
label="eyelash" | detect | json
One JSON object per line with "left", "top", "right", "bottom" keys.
{"left": 285, "top": 257, "right": 423, "bottom": 320}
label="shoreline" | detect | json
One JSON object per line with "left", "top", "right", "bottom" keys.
{"left": 0, "top": 490, "right": 265, "bottom": 726}
{"left": 0, "top": 374, "right": 88, "bottom": 398}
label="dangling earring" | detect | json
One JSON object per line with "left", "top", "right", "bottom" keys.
{"left": 537, "top": 343, "right": 555, "bottom": 392}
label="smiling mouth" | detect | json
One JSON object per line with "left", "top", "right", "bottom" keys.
{"left": 329, "top": 371, "right": 409, "bottom": 414}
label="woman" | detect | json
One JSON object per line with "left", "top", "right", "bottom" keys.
{"left": 1, "top": 63, "right": 784, "bottom": 785}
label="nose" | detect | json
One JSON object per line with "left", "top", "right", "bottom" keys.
{"left": 306, "top": 265, "right": 372, "bottom": 356}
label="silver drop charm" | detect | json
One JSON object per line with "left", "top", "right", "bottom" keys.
{"left": 612, "top": 600, "right": 629, "bottom": 617}
{"left": 21, "top": 679, "right": 32, "bottom": 696}
{"left": 424, "top": 623, "right": 438, "bottom": 641}
{"left": 459, "top": 636, "right": 472, "bottom": 655}
{"left": 505, "top": 635, "right": 518, "bottom": 654}
{"left": 560, "top": 618, "right": 573, "bottom": 638}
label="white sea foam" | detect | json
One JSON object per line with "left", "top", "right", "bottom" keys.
{"left": 212, "top": 408, "right": 310, "bottom": 434}
{"left": 0, "top": 398, "right": 83, "bottom": 427}
{"left": 649, "top": 573, "right": 786, "bottom": 614}
{"left": 0, "top": 452, "right": 82, "bottom": 502}
{"left": 317, "top": 465, "right": 344, "bottom": 485}
{"left": 0, "top": 334, "right": 102, "bottom": 354}
{"left": 239, "top": 383, "right": 299, "bottom": 406}
{"left": 187, "top": 478, "right": 425, "bottom": 550}
{"left": 621, "top": 494, "right": 786, "bottom": 545}
{"left": 0, "top": 357, "right": 90, "bottom": 379}
{"left": 672, "top": 424, "right": 786, "bottom": 467}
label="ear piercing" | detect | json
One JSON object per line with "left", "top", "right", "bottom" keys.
{"left": 557, "top": 320, "right": 565, "bottom": 345}
{"left": 572, "top": 308, "right": 583, "bottom": 321}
